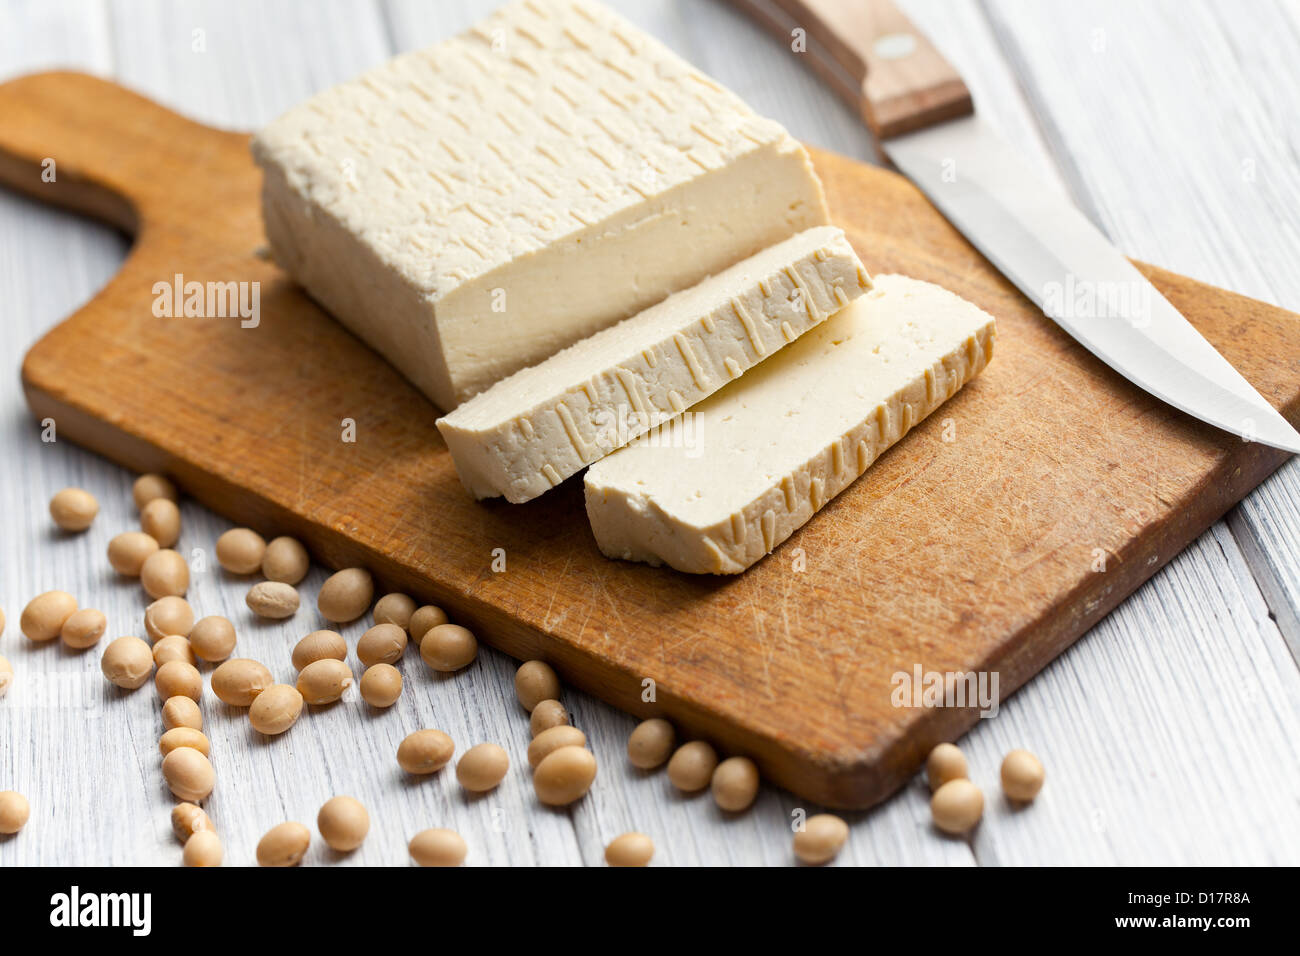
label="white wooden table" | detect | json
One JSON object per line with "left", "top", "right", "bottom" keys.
{"left": 2, "top": 0, "right": 1298, "bottom": 866}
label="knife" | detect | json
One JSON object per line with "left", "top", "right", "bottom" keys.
{"left": 729, "top": 0, "right": 1300, "bottom": 454}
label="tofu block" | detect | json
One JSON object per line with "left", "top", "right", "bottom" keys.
{"left": 436, "top": 226, "right": 870, "bottom": 502}
{"left": 584, "top": 275, "right": 997, "bottom": 573}
{"left": 251, "top": 0, "right": 830, "bottom": 411}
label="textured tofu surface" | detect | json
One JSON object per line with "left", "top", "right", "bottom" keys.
{"left": 252, "top": 0, "right": 830, "bottom": 410}
{"left": 437, "top": 226, "right": 871, "bottom": 501}
{"left": 584, "top": 275, "right": 998, "bottom": 573}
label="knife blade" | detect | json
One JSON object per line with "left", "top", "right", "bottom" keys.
{"left": 729, "top": 0, "right": 1300, "bottom": 453}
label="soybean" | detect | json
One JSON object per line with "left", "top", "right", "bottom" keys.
{"left": 0, "top": 655, "right": 12, "bottom": 697}
{"left": 160, "top": 727, "right": 210, "bottom": 757}
{"left": 132, "top": 473, "right": 177, "bottom": 510}
{"left": 256, "top": 821, "right": 310, "bottom": 867}
{"left": 711, "top": 756, "right": 760, "bottom": 812}
{"left": 210, "top": 658, "right": 272, "bottom": 706}
{"left": 373, "top": 592, "right": 416, "bottom": 630}
{"left": 292, "top": 630, "right": 346, "bottom": 671}
{"left": 296, "top": 659, "right": 353, "bottom": 705}
{"left": 107, "top": 531, "right": 159, "bottom": 576}
{"left": 527, "top": 726, "right": 587, "bottom": 768}
{"left": 666, "top": 741, "right": 717, "bottom": 792}
{"left": 60, "top": 608, "right": 107, "bottom": 650}
{"left": 162, "top": 695, "right": 202, "bottom": 731}
{"left": 530, "top": 699, "right": 569, "bottom": 737}
{"left": 101, "top": 636, "right": 154, "bottom": 690}
{"left": 246, "top": 581, "right": 300, "bottom": 619}
{"left": 20, "top": 590, "right": 77, "bottom": 642}
{"left": 409, "top": 828, "right": 466, "bottom": 867}
{"left": 140, "top": 497, "right": 181, "bottom": 548}
{"left": 456, "top": 743, "right": 509, "bottom": 792}
{"left": 49, "top": 487, "right": 98, "bottom": 531}
{"left": 420, "top": 624, "right": 477, "bottom": 672}
{"left": 357, "top": 623, "right": 407, "bottom": 667}
{"left": 627, "top": 718, "right": 676, "bottom": 770}
{"left": 397, "top": 729, "right": 455, "bottom": 775}
{"left": 317, "top": 567, "right": 373, "bottom": 623}
{"left": 249, "top": 683, "right": 303, "bottom": 735}
{"left": 152, "top": 636, "right": 196, "bottom": 667}
{"left": 155, "top": 660, "right": 202, "bottom": 701}
{"left": 183, "top": 830, "right": 223, "bottom": 867}
{"left": 793, "top": 814, "right": 849, "bottom": 865}
{"left": 140, "top": 549, "right": 189, "bottom": 599}
{"left": 359, "top": 664, "right": 402, "bottom": 708}
{"left": 144, "top": 595, "right": 194, "bottom": 642}
{"left": 534, "top": 746, "right": 597, "bottom": 806}
{"left": 926, "top": 743, "right": 968, "bottom": 791}
{"left": 261, "top": 535, "right": 310, "bottom": 585}
{"left": 162, "top": 746, "right": 215, "bottom": 802}
{"left": 408, "top": 605, "right": 448, "bottom": 646}
{"left": 605, "top": 832, "right": 654, "bottom": 867}
{"left": 189, "top": 615, "right": 236, "bottom": 662}
{"left": 0, "top": 791, "right": 31, "bottom": 834}
{"left": 215, "top": 527, "right": 266, "bottom": 574}
{"left": 514, "top": 660, "right": 560, "bottom": 712}
{"left": 931, "top": 779, "right": 984, "bottom": 834}
{"left": 317, "top": 796, "right": 369, "bottom": 852}
{"left": 171, "top": 802, "right": 213, "bottom": 842}
{"left": 1001, "top": 749, "right": 1045, "bottom": 802}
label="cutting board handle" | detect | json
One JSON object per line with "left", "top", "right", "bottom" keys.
{"left": 753, "top": 0, "right": 973, "bottom": 138}
{"left": 0, "top": 70, "right": 244, "bottom": 233}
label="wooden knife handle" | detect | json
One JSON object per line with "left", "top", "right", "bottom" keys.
{"left": 753, "top": 0, "right": 973, "bottom": 138}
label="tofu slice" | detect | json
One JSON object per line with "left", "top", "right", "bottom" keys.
{"left": 437, "top": 226, "right": 870, "bottom": 502}
{"left": 252, "top": 0, "right": 830, "bottom": 411}
{"left": 584, "top": 275, "right": 997, "bottom": 573}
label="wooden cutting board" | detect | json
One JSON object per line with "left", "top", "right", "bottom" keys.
{"left": 5, "top": 71, "right": 1297, "bottom": 809}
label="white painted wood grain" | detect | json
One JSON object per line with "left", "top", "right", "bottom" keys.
{"left": 0, "top": 0, "right": 1298, "bottom": 867}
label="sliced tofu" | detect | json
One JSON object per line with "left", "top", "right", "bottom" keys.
{"left": 437, "top": 226, "right": 870, "bottom": 502}
{"left": 584, "top": 275, "right": 997, "bottom": 573}
{"left": 252, "top": 0, "right": 829, "bottom": 411}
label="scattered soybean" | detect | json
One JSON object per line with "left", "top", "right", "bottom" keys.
{"left": 409, "top": 828, "right": 466, "bottom": 867}
{"left": 317, "top": 796, "right": 370, "bottom": 852}
{"left": 49, "top": 487, "right": 98, "bottom": 531}
{"left": 359, "top": 664, "right": 402, "bottom": 708}
{"left": 60, "top": 608, "right": 107, "bottom": 650}
{"left": 256, "top": 821, "right": 310, "bottom": 867}
{"left": 397, "top": 729, "right": 455, "bottom": 775}
{"left": 296, "top": 659, "right": 354, "bottom": 705}
{"left": 210, "top": 658, "right": 272, "bottom": 707}
{"left": 249, "top": 684, "right": 304, "bottom": 735}
{"left": 514, "top": 660, "right": 560, "bottom": 712}
{"left": 107, "top": 531, "right": 160, "bottom": 576}
{"left": 317, "top": 567, "right": 373, "bottom": 623}
{"left": 246, "top": 581, "right": 300, "bottom": 619}
{"left": 456, "top": 743, "right": 509, "bottom": 792}
{"left": 627, "top": 718, "right": 675, "bottom": 770}
{"left": 20, "top": 590, "right": 77, "bottom": 642}
{"left": 101, "top": 636, "right": 154, "bottom": 690}
{"left": 140, "top": 497, "right": 181, "bottom": 548}
{"left": 420, "top": 624, "right": 477, "bottom": 672}
{"left": 261, "top": 535, "right": 309, "bottom": 584}
{"left": 215, "top": 527, "right": 266, "bottom": 574}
